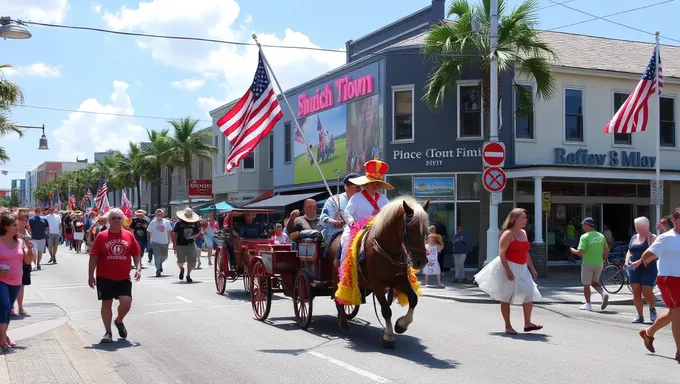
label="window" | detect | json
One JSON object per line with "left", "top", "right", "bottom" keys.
{"left": 213, "top": 135, "right": 218, "bottom": 176}
{"left": 268, "top": 134, "right": 274, "bottom": 170}
{"left": 222, "top": 135, "right": 228, "bottom": 175}
{"left": 284, "top": 122, "right": 292, "bottom": 163}
{"left": 514, "top": 84, "right": 534, "bottom": 139}
{"left": 565, "top": 89, "right": 583, "bottom": 142}
{"left": 613, "top": 92, "right": 631, "bottom": 145}
{"left": 458, "top": 84, "right": 482, "bottom": 138}
{"left": 661, "top": 96, "right": 676, "bottom": 147}
{"left": 242, "top": 151, "right": 255, "bottom": 171}
{"left": 392, "top": 86, "right": 414, "bottom": 141}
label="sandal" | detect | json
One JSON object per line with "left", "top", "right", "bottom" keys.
{"left": 5, "top": 337, "right": 16, "bottom": 348}
{"left": 18, "top": 309, "right": 28, "bottom": 316}
{"left": 9, "top": 309, "right": 16, "bottom": 317}
{"left": 524, "top": 324, "right": 543, "bottom": 332}
{"left": 505, "top": 328, "right": 518, "bottom": 335}
{"left": 639, "top": 330, "right": 655, "bottom": 353}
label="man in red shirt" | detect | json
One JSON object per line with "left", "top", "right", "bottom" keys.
{"left": 88, "top": 208, "right": 141, "bottom": 343}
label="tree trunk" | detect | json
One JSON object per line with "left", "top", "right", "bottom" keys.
{"left": 186, "top": 157, "right": 193, "bottom": 208}
{"left": 136, "top": 177, "right": 142, "bottom": 209}
{"left": 156, "top": 165, "right": 162, "bottom": 211}
{"left": 167, "top": 167, "right": 173, "bottom": 216}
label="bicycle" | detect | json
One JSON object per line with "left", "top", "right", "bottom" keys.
{"left": 600, "top": 256, "right": 660, "bottom": 295}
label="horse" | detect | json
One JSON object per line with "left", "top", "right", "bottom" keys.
{"left": 329, "top": 196, "right": 430, "bottom": 348}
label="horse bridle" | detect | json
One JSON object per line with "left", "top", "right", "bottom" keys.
{"left": 371, "top": 212, "right": 421, "bottom": 271}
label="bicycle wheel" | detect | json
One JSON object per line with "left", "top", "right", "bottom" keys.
{"left": 601, "top": 265, "right": 624, "bottom": 294}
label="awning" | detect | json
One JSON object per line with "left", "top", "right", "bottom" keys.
{"left": 244, "top": 192, "right": 322, "bottom": 209}
{"left": 196, "top": 201, "right": 237, "bottom": 214}
{"left": 244, "top": 189, "right": 274, "bottom": 206}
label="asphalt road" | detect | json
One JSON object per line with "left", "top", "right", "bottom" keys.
{"left": 8, "top": 245, "right": 679, "bottom": 384}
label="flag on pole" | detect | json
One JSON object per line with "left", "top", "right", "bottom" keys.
{"left": 68, "top": 195, "right": 76, "bottom": 211}
{"left": 101, "top": 195, "right": 110, "bottom": 215}
{"left": 294, "top": 118, "right": 306, "bottom": 144}
{"left": 80, "top": 188, "right": 92, "bottom": 209}
{"left": 217, "top": 51, "right": 283, "bottom": 172}
{"left": 121, "top": 192, "right": 133, "bottom": 219}
{"left": 94, "top": 176, "right": 109, "bottom": 212}
{"left": 604, "top": 47, "right": 663, "bottom": 134}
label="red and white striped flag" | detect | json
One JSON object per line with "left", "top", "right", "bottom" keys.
{"left": 604, "top": 47, "right": 663, "bottom": 134}
{"left": 94, "top": 176, "right": 108, "bottom": 212}
{"left": 217, "top": 51, "right": 283, "bottom": 172}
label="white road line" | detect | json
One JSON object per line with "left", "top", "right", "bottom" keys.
{"left": 176, "top": 296, "right": 193, "bottom": 303}
{"left": 307, "top": 351, "right": 390, "bottom": 383}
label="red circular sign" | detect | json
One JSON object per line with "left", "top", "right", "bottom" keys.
{"left": 482, "top": 142, "right": 506, "bottom": 167}
{"left": 482, "top": 167, "right": 507, "bottom": 193}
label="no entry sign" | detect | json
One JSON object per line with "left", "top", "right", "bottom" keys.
{"left": 482, "top": 167, "right": 507, "bottom": 193}
{"left": 482, "top": 141, "right": 506, "bottom": 168}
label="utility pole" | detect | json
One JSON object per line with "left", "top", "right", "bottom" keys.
{"left": 485, "top": 0, "right": 501, "bottom": 264}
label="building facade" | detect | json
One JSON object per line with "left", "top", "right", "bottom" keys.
{"left": 10, "top": 179, "right": 25, "bottom": 207}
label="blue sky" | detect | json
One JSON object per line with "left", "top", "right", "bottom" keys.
{"left": 1, "top": 0, "right": 678, "bottom": 189}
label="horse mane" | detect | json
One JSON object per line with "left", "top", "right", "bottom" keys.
{"left": 373, "top": 196, "right": 429, "bottom": 239}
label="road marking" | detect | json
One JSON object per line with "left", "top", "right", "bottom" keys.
{"left": 176, "top": 296, "right": 193, "bottom": 303}
{"left": 307, "top": 351, "right": 390, "bottom": 383}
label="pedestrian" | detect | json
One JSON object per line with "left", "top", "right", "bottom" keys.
{"left": 64, "top": 213, "right": 74, "bottom": 250}
{"left": 172, "top": 208, "right": 201, "bottom": 283}
{"left": 88, "top": 208, "right": 141, "bottom": 343}
{"left": 130, "top": 210, "right": 150, "bottom": 264}
{"left": 204, "top": 213, "right": 218, "bottom": 266}
{"left": 639, "top": 207, "right": 680, "bottom": 362}
{"left": 10, "top": 209, "right": 31, "bottom": 317}
{"left": 474, "top": 208, "right": 542, "bottom": 335}
{"left": 569, "top": 217, "right": 610, "bottom": 311}
{"left": 452, "top": 225, "right": 469, "bottom": 282}
{"left": 45, "top": 208, "right": 62, "bottom": 264}
{"left": 147, "top": 209, "right": 172, "bottom": 277}
{"left": 423, "top": 234, "right": 443, "bottom": 287}
{"left": 28, "top": 207, "right": 48, "bottom": 269}
{"left": 625, "top": 216, "right": 658, "bottom": 323}
{"left": 72, "top": 212, "right": 85, "bottom": 253}
{"left": 0, "top": 209, "right": 34, "bottom": 350}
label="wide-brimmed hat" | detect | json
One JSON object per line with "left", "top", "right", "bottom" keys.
{"left": 177, "top": 207, "right": 200, "bottom": 223}
{"left": 135, "top": 209, "right": 147, "bottom": 215}
{"left": 349, "top": 159, "right": 394, "bottom": 190}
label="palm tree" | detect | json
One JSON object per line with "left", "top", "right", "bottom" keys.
{"left": 0, "top": 64, "right": 25, "bottom": 164}
{"left": 167, "top": 117, "right": 217, "bottom": 207}
{"left": 141, "top": 129, "right": 173, "bottom": 211}
{"left": 117, "top": 142, "right": 150, "bottom": 209}
{"left": 422, "top": 0, "right": 557, "bottom": 266}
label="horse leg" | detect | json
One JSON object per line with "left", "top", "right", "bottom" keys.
{"left": 374, "top": 285, "right": 395, "bottom": 348}
{"left": 394, "top": 277, "right": 417, "bottom": 334}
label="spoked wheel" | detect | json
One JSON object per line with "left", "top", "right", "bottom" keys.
{"left": 293, "top": 271, "right": 313, "bottom": 329}
{"left": 600, "top": 265, "right": 624, "bottom": 294}
{"left": 243, "top": 263, "right": 251, "bottom": 294}
{"left": 250, "top": 260, "right": 272, "bottom": 321}
{"left": 214, "top": 249, "right": 226, "bottom": 295}
{"left": 344, "top": 305, "right": 360, "bottom": 320}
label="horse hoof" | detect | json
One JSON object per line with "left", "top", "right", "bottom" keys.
{"left": 394, "top": 320, "right": 407, "bottom": 334}
{"left": 380, "top": 330, "right": 395, "bottom": 349}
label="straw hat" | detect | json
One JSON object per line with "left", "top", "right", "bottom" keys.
{"left": 135, "top": 209, "right": 147, "bottom": 215}
{"left": 177, "top": 207, "right": 200, "bottom": 223}
{"left": 349, "top": 159, "right": 394, "bottom": 190}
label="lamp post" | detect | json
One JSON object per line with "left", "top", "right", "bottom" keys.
{"left": 0, "top": 17, "right": 31, "bottom": 40}
{"left": 16, "top": 125, "right": 49, "bottom": 150}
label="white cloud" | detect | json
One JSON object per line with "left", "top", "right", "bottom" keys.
{"left": 2, "top": 63, "right": 62, "bottom": 78}
{"left": 91, "top": 3, "right": 102, "bottom": 14}
{"left": 52, "top": 81, "right": 146, "bottom": 161}
{"left": 4, "top": 0, "right": 69, "bottom": 23}
{"left": 170, "top": 78, "right": 205, "bottom": 91}
{"left": 101, "top": 0, "right": 345, "bottom": 102}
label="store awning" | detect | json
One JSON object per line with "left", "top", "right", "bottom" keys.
{"left": 196, "top": 201, "right": 237, "bottom": 214}
{"left": 244, "top": 189, "right": 274, "bottom": 206}
{"left": 244, "top": 192, "right": 322, "bottom": 209}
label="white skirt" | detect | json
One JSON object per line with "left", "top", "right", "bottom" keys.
{"left": 73, "top": 232, "right": 84, "bottom": 241}
{"left": 474, "top": 257, "right": 541, "bottom": 304}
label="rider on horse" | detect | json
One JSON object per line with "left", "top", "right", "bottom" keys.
{"left": 339, "top": 159, "right": 394, "bottom": 265}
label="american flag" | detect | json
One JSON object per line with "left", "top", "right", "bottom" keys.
{"left": 94, "top": 176, "right": 108, "bottom": 211}
{"left": 68, "top": 195, "right": 76, "bottom": 211}
{"left": 80, "top": 188, "right": 92, "bottom": 209}
{"left": 604, "top": 47, "right": 663, "bottom": 134}
{"left": 294, "top": 117, "right": 306, "bottom": 144}
{"left": 217, "top": 51, "right": 283, "bottom": 172}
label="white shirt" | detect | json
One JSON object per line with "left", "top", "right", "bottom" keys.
{"left": 271, "top": 233, "right": 290, "bottom": 244}
{"left": 147, "top": 218, "right": 173, "bottom": 244}
{"left": 344, "top": 191, "right": 390, "bottom": 225}
{"left": 648, "top": 229, "right": 680, "bottom": 277}
{"left": 46, "top": 214, "right": 61, "bottom": 235}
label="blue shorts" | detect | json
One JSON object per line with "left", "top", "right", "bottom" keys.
{"left": 195, "top": 238, "right": 204, "bottom": 249}
{"left": 628, "top": 260, "right": 658, "bottom": 287}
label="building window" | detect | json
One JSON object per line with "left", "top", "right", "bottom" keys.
{"left": 242, "top": 151, "right": 255, "bottom": 171}
{"left": 222, "top": 135, "right": 228, "bottom": 175}
{"left": 613, "top": 92, "right": 631, "bottom": 145}
{"left": 268, "top": 134, "right": 274, "bottom": 170}
{"left": 514, "top": 84, "right": 534, "bottom": 139}
{"left": 565, "top": 88, "right": 583, "bottom": 142}
{"left": 392, "top": 86, "right": 414, "bottom": 141}
{"left": 661, "top": 96, "right": 676, "bottom": 147}
{"left": 458, "top": 84, "right": 482, "bottom": 138}
{"left": 284, "top": 122, "right": 292, "bottom": 163}
{"left": 213, "top": 135, "right": 218, "bottom": 176}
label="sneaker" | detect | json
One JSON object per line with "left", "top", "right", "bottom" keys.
{"left": 156, "top": 271, "right": 161, "bottom": 277}
{"left": 179, "top": 268, "right": 184, "bottom": 280}
{"left": 114, "top": 320, "right": 128, "bottom": 339}
{"left": 632, "top": 315, "right": 645, "bottom": 324}
{"left": 650, "top": 308, "right": 657, "bottom": 322}
{"left": 100, "top": 332, "right": 112, "bottom": 343}
{"left": 579, "top": 303, "right": 592, "bottom": 311}
{"left": 601, "top": 292, "right": 609, "bottom": 310}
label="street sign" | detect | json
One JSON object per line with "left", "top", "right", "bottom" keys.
{"left": 482, "top": 141, "right": 506, "bottom": 168}
{"left": 482, "top": 167, "right": 507, "bottom": 193}
{"left": 542, "top": 192, "right": 551, "bottom": 212}
{"left": 650, "top": 180, "right": 663, "bottom": 205}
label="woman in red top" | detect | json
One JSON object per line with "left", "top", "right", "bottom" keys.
{"left": 474, "top": 208, "right": 543, "bottom": 334}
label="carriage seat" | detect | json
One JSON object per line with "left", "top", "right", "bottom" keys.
{"left": 297, "top": 229, "right": 323, "bottom": 241}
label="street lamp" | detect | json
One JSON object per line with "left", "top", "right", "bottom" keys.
{"left": 0, "top": 17, "right": 31, "bottom": 40}
{"left": 16, "top": 125, "right": 49, "bottom": 150}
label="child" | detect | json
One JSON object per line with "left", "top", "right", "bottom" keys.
{"left": 424, "top": 234, "right": 444, "bottom": 287}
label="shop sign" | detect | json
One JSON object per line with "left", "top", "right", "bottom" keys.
{"left": 297, "top": 75, "right": 374, "bottom": 117}
{"left": 188, "top": 179, "right": 213, "bottom": 196}
{"left": 554, "top": 148, "right": 656, "bottom": 168}
{"left": 413, "top": 177, "right": 455, "bottom": 198}
{"left": 393, "top": 147, "right": 481, "bottom": 167}
{"left": 650, "top": 180, "right": 663, "bottom": 205}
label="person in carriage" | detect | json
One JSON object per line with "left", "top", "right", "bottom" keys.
{"left": 319, "top": 173, "right": 360, "bottom": 265}
{"left": 339, "top": 159, "right": 394, "bottom": 265}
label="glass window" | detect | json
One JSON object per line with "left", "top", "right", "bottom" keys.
{"left": 544, "top": 182, "right": 585, "bottom": 196}
{"left": 457, "top": 173, "right": 482, "bottom": 200}
{"left": 242, "top": 152, "right": 255, "bottom": 171}
{"left": 516, "top": 180, "right": 534, "bottom": 196}
{"left": 393, "top": 89, "right": 414, "bottom": 141}
{"left": 565, "top": 89, "right": 583, "bottom": 141}
{"left": 661, "top": 97, "right": 676, "bottom": 147}
{"left": 386, "top": 175, "right": 412, "bottom": 199}
{"left": 284, "top": 122, "right": 292, "bottom": 163}
{"left": 213, "top": 134, "right": 219, "bottom": 176}
{"left": 613, "top": 92, "right": 631, "bottom": 145}
{"left": 456, "top": 202, "right": 480, "bottom": 266}
{"left": 637, "top": 184, "right": 651, "bottom": 198}
{"left": 459, "top": 84, "right": 482, "bottom": 138}
{"left": 268, "top": 134, "right": 274, "bottom": 170}
{"left": 502, "top": 179, "right": 514, "bottom": 202}
{"left": 586, "top": 183, "right": 636, "bottom": 197}
{"left": 514, "top": 84, "right": 534, "bottom": 139}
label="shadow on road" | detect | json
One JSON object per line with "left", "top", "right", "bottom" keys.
{"left": 488, "top": 331, "right": 550, "bottom": 342}
{"left": 220, "top": 290, "right": 285, "bottom": 303}
{"left": 84, "top": 339, "right": 141, "bottom": 352}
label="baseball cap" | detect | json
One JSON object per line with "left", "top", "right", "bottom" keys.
{"left": 581, "top": 217, "right": 596, "bottom": 227}
{"left": 343, "top": 173, "right": 359, "bottom": 185}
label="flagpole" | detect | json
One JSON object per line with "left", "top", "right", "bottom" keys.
{"left": 252, "top": 34, "right": 342, "bottom": 212}
{"left": 654, "top": 31, "right": 661, "bottom": 234}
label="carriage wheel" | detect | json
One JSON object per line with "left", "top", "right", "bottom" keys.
{"left": 250, "top": 260, "right": 272, "bottom": 321}
{"left": 293, "top": 271, "right": 313, "bottom": 329}
{"left": 344, "top": 305, "right": 360, "bottom": 320}
{"left": 214, "top": 249, "right": 226, "bottom": 295}
{"left": 242, "top": 263, "right": 251, "bottom": 294}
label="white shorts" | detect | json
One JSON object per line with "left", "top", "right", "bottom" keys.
{"left": 32, "top": 239, "right": 46, "bottom": 252}
{"left": 73, "top": 232, "right": 84, "bottom": 241}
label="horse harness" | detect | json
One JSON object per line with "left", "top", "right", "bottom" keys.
{"left": 362, "top": 211, "right": 419, "bottom": 276}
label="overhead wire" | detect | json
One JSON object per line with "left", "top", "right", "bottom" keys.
{"left": 10, "top": 104, "right": 213, "bottom": 123}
